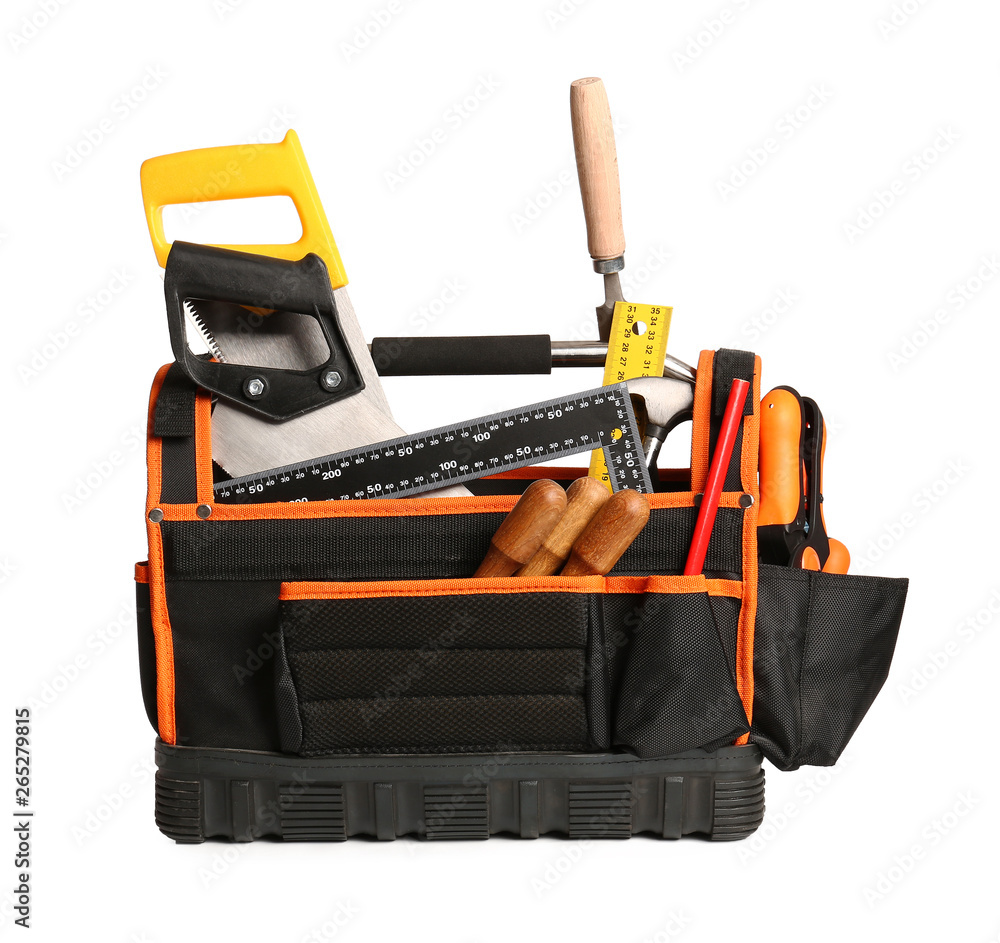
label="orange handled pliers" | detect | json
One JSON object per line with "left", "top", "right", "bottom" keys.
{"left": 757, "top": 387, "right": 850, "bottom": 574}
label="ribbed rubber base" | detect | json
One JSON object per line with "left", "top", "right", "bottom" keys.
{"left": 153, "top": 741, "right": 764, "bottom": 843}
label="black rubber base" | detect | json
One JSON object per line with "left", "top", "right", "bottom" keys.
{"left": 154, "top": 741, "right": 764, "bottom": 842}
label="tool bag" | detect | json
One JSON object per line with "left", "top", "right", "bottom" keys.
{"left": 135, "top": 348, "right": 907, "bottom": 842}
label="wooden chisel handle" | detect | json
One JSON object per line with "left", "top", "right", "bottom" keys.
{"left": 571, "top": 77, "right": 626, "bottom": 262}
{"left": 516, "top": 477, "right": 611, "bottom": 577}
{"left": 561, "top": 488, "right": 650, "bottom": 577}
{"left": 473, "top": 479, "right": 568, "bottom": 578}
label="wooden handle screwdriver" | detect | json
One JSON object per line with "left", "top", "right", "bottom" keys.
{"left": 516, "top": 477, "right": 611, "bottom": 577}
{"left": 560, "top": 488, "right": 650, "bottom": 577}
{"left": 473, "top": 479, "right": 568, "bottom": 577}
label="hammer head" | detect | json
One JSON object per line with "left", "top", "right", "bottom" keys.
{"left": 627, "top": 376, "right": 695, "bottom": 466}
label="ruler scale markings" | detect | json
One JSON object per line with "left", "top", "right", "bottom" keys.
{"left": 213, "top": 383, "right": 651, "bottom": 504}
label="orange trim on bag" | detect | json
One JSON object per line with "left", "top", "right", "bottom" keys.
{"left": 145, "top": 364, "right": 177, "bottom": 745}
{"left": 149, "top": 489, "right": 734, "bottom": 521}
{"left": 279, "top": 573, "right": 744, "bottom": 602}
{"left": 135, "top": 562, "right": 149, "bottom": 583}
{"left": 690, "top": 350, "right": 715, "bottom": 493}
{"left": 194, "top": 388, "right": 214, "bottom": 505}
{"left": 734, "top": 354, "right": 762, "bottom": 743}
{"left": 280, "top": 575, "right": 606, "bottom": 600}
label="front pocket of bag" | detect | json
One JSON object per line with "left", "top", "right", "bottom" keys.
{"left": 275, "top": 578, "right": 602, "bottom": 755}
{"left": 612, "top": 576, "right": 749, "bottom": 759}
{"left": 750, "top": 565, "right": 907, "bottom": 770}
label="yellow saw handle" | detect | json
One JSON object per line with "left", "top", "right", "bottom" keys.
{"left": 139, "top": 129, "right": 348, "bottom": 288}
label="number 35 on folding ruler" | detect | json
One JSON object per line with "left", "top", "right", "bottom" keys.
{"left": 589, "top": 300, "right": 672, "bottom": 490}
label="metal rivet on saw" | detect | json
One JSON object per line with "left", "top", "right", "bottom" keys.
{"left": 243, "top": 376, "right": 267, "bottom": 399}
{"left": 320, "top": 370, "right": 343, "bottom": 391}
{"left": 196, "top": 504, "right": 212, "bottom": 519}
{"left": 148, "top": 508, "right": 164, "bottom": 523}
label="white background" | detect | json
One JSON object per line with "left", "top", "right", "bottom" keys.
{"left": 3, "top": 0, "right": 999, "bottom": 940}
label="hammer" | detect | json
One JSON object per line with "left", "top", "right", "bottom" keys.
{"left": 626, "top": 376, "right": 695, "bottom": 469}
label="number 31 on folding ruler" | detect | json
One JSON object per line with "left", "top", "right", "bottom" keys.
{"left": 589, "top": 300, "right": 672, "bottom": 490}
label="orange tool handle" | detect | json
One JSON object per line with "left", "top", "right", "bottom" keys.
{"left": 139, "top": 130, "right": 348, "bottom": 288}
{"left": 758, "top": 388, "right": 803, "bottom": 527}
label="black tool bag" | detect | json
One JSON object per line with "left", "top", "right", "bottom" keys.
{"left": 135, "top": 349, "right": 907, "bottom": 842}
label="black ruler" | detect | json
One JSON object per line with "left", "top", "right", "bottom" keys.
{"left": 213, "top": 382, "right": 651, "bottom": 503}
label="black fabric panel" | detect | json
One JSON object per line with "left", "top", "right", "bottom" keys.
{"left": 617, "top": 506, "right": 744, "bottom": 578}
{"left": 134, "top": 580, "right": 159, "bottom": 733}
{"left": 162, "top": 515, "right": 503, "bottom": 581}
{"left": 158, "top": 437, "right": 198, "bottom": 504}
{"left": 274, "top": 624, "right": 302, "bottom": 753}
{"left": 290, "top": 648, "right": 585, "bottom": 700}
{"left": 613, "top": 589, "right": 749, "bottom": 758}
{"left": 750, "top": 565, "right": 908, "bottom": 770}
{"left": 161, "top": 508, "right": 744, "bottom": 583}
{"left": 299, "top": 694, "right": 589, "bottom": 755}
{"left": 167, "top": 579, "right": 283, "bottom": 750}
{"left": 586, "top": 594, "right": 614, "bottom": 749}
{"left": 153, "top": 363, "right": 197, "bottom": 438}
{"left": 709, "top": 349, "right": 756, "bottom": 492}
{"left": 283, "top": 593, "right": 588, "bottom": 650}
{"left": 709, "top": 594, "right": 742, "bottom": 681}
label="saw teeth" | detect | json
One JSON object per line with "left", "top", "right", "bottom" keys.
{"left": 184, "top": 300, "right": 226, "bottom": 362}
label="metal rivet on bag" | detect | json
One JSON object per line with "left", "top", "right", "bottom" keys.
{"left": 693, "top": 493, "right": 703, "bottom": 508}
{"left": 196, "top": 504, "right": 212, "bottom": 519}
{"left": 739, "top": 493, "right": 754, "bottom": 508}
{"left": 320, "top": 369, "right": 343, "bottom": 391}
{"left": 148, "top": 508, "right": 164, "bottom": 523}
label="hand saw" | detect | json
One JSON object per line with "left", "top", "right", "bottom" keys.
{"left": 141, "top": 131, "right": 469, "bottom": 496}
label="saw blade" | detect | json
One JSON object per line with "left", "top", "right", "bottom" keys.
{"left": 185, "top": 298, "right": 470, "bottom": 497}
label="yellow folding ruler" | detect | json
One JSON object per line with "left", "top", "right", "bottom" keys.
{"left": 589, "top": 301, "right": 672, "bottom": 490}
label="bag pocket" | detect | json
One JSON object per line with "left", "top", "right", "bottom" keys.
{"left": 274, "top": 577, "right": 603, "bottom": 756}
{"left": 750, "top": 565, "right": 908, "bottom": 770}
{"left": 613, "top": 575, "right": 749, "bottom": 758}
{"left": 134, "top": 562, "right": 158, "bottom": 733}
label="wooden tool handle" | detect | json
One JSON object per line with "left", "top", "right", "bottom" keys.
{"left": 473, "top": 479, "right": 568, "bottom": 578}
{"left": 516, "top": 477, "right": 610, "bottom": 577}
{"left": 561, "top": 488, "right": 650, "bottom": 577}
{"left": 570, "top": 77, "right": 626, "bottom": 261}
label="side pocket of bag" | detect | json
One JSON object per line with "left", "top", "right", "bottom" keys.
{"left": 751, "top": 565, "right": 908, "bottom": 770}
{"left": 613, "top": 576, "right": 749, "bottom": 759}
{"left": 134, "top": 562, "right": 158, "bottom": 733}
